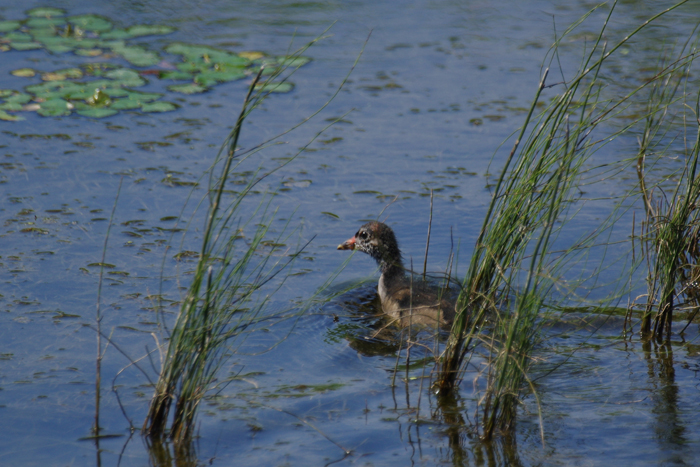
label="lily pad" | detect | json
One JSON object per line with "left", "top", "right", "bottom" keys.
{"left": 11, "top": 68, "right": 36, "bottom": 78}
{"left": 0, "top": 110, "right": 24, "bottom": 121}
{"left": 255, "top": 81, "right": 294, "bottom": 93}
{"left": 68, "top": 14, "right": 113, "bottom": 32}
{"left": 0, "top": 102, "right": 24, "bottom": 111}
{"left": 127, "top": 24, "right": 175, "bottom": 37}
{"left": 167, "top": 83, "right": 207, "bottom": 94}
{"left": 276, "top": 56, "right": 312, "bottom": 68}
{"left": 75, "top": 49, "right": 103, "bottom": 57}
{"left": 5, "top": 93, "right": 33, "bottom": 104}
{"left": 106, "top": 42, "right": 160, "bottom": 67}
{"left": 239, "top": 51, "right": 265, "bottom": 60}
{"left": 11, "top": 42, "right": 43, "bottom": 51}
{"left": 159, "top": 71, "right": 192, "bottom": 81}
{"left": 26, "top": 17, "right": 66, "bottom": 28}
{"left": 141, "top": 101, "right": 177, "bottom": 113}
{"left": 122, "top": 90, "right": 163, "bottom": 102}
{"left": 0, "top": 21, "right": 21, "bottom": 33}
{"left": 97, "top": 29, "right": 133, "bottom": 40}
{"left": 76, "top": 107, "right": 118, "bottom": 118}
{"left": 0, "top": 90, "right": 15, "bottom": 98}
{"left": 194, "top": 69, "right": 246, "bottom": 86}
{"left": 104, "top": 68, "right": 145, "bottom": 86}
{"left": 27, "top": 7, "right": 66, "bottom": 17}
{"left": 37, "top": 98, "right": 72, "bottom": 117}
{"left": 109, "top": 99, "right": 142, "bottom": 110}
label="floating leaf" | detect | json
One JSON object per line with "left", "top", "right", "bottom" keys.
{"left": 11, "top": 68, "right": 36, "bottom": 78}
{"left": 26, "top": 17, "right": 66, "bottom": 28}
{"left": 141, "top": 101, "right": 177, "bottom": 113}
{"left": 321, "top": 212, "right": 340, "bottom": 219}
{"left": 27, "top": 7, "right": 66, "bottom": 17}
{"left": 104, "top": 68, "right": 146, "bottom": 86}
{"left": 255, "top": 81, "right": 294, "bottom": 93}
{"left": 0, "top": 90, "right": 15, "bottom": 98}
{"left": 0, "top": 110, "right": 24, "bottom": 121}
{"left": 159, "top": 71, "right": 192, "bottom": 81}
{"left": 5, "top": 93, "right": 32, "bottom": 104}
{"left": 195, "top": 69, "right": 246, "bottom": 86}
{"left": 107, "top": 42, "right": 160, "bottom": 67}
{"left": 110, "top": 99, "right": 142, "bottom": 110}
{"left": 37, "top": 98, "right": 72, "bottom": 117}
{"left": 239, "top": 51, "right": 265, "bottom": 60}
{"left": 6, "top": 31, "right": 32, "bottom": 42}
{"left": 123, "top": 90, "right": 162, "bottom": 102}
{"left": 98, "top": 28, "right": 132, "bottom": 40}
{"left": 75, "top": 48, "right": 103, "bottom": 57}
{"left": 11, "top": 42, "right": 43, "bottom": 51}
{"left": 167, "top": 83, "right": 207, "bottom": 94}
{"left": 0, "top": 102, "right": 24, "bottom": 111}
{"left": 127, "top": 24, "right": 175, "bottom": 37}
{"left": 76, "top": 107, "right": 118, "bottom": 118}
{"left": 0, "top": 21, "right": 21, "bottom": 33}
{"left": 68, "top": 14, "right": 113, "bottom": 32}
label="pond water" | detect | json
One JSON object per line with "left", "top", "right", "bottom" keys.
{"left": 1, "top": 0, "right": 700, "bottom": 465}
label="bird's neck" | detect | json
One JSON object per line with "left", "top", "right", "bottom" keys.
{"left": 377, "top": 255, "right": 405, "bottom": 288}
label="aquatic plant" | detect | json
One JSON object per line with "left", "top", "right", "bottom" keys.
{"left": 142, "top": 30, "right": 362, "bottom": 443}
{"left": 437, "top": 0, "right": 696, "bottom": 440}
{"left": 636, "top": 46, "right": 700, "bottom": 339}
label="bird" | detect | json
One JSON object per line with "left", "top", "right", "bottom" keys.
{"left": 337, "top": 221, "right": 456, "bottom": 326}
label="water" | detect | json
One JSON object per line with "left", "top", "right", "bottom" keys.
{"left": 1, "top": 0, "right": 700, "bottom": 465}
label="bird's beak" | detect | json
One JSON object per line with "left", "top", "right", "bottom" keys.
{"left": 337, "top": 236, "right": 356, "bottom": 250}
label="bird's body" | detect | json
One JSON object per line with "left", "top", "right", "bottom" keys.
{"left": 338, "top": 221, "right": 455, "bottom": 326}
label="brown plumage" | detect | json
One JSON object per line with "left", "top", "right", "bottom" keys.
{"left": 337, "top": 221, "right": 455, "bottom": 326}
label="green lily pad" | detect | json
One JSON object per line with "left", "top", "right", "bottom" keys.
{"left": 11, "top": 42, "right": 43, "bottom": 51}
{"left": 159, "top": 71, "right": 193, "bottom": 81}
{"left": 76, "top": 107, "right": 118, "bottom": 118}
{"left": 104, "top": 68, "right": 146, "bottom": 87}
{"left": 127, "top": 24, "right": 175, "bottom": 37}
{"left": 68, "top": 14, "right": 113, "bottom": 32}
{"left": 110, "top": 99, "right": 142, "bottom": 110}
{"left": 28, "top": 7, "right": 66, "bottom": 17}
{"left": 255, "top": 81, "right": 294, "bottom": 93}
{"left": 75, "top": 48, "right": 103, "bottom": 57}
{"left": 11, "top": 68, "right": 36, "bottom": 78}
{"left": 5, "top": 93, "right": 33, "bottom": 104}
{"left": 37, "top": 98, "right": 72, "bottom": 117}
{"left": 0, "top": 21, "right": 21, "bottom": 33}
{"left": 167, "top": 83, "right": 207, "bottom": 94}
{"left": 122, "top": 90, "right": 163, "bottom": 102}
{"left": 0, "top": 110, "right": 25, "bottom": 121}
{"left": 6, "top": 31, "right": 33, "bottom": 42}
{"left": 0, "top": 90, "right": 15, "bottom": 98}
{"left": 107, "top": 42, "right": 160, "bottom": 67}
{"left": 0, "top": 102, "right": 25, "bottom": 111}
{"left": 97, "top": 28, "right": 133, "bottom": 40}
{"left": 176, "top": 61, "right": 207, "bottom": 73}
{"left": 26, "top": 17, "right": 66, "bottom": 28}
{"left": 141, "top": 101, "right": 177, "bottom": 113}
{"left": 195, "top": 69, "right": 246, "bottom": 86}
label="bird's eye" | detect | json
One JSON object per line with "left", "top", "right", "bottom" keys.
{"left": 358, "top": 230, "right": 368, "bottom": 240}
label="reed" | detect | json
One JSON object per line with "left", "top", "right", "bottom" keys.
{"left": 437, "top": 0, "right": 696, "bottom": 439}
{"left": 142, "top": 30, "right": 367, "bottom": 443}
{"left": 637, "top": 49, "right": 700, "bottom": 339}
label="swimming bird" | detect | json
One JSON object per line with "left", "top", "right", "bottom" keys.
{"left": 337, "top": 221, "right": 455, "bottom": 326}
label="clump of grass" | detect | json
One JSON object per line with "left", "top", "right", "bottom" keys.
{"left": 142, "top": 30, "right": 366, "bottom": 443}
{"left": 637, "top": 69, "right": 700, "bottom": 339}
{"left": 437, "top": 0, "right": 696, "bottom": 440}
